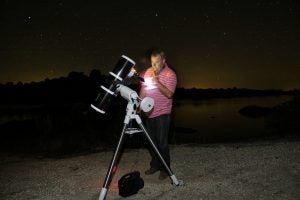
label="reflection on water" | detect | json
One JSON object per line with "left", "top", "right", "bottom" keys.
{"left": 172, "top": 96, "right": 293, "bottom": 143}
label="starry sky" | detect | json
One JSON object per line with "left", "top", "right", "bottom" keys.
{"left": 0, "top": 0, "right": 299, "bottom": 89}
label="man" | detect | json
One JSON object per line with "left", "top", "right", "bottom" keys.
{"left": 140, "top": 49, "right": 177, "bottom": 180}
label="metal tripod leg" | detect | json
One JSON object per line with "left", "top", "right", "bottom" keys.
{"left": 135, "top": 115, "right": 180, "bottom": 186}
{"left": 99, "top": 123, "right": 128, "bottom": 200}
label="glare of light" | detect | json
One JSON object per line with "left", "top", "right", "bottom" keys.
{"left": 144, "top": 77, "right": 157, "bottom": 90}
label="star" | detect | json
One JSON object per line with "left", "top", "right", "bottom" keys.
{"left": 24, "top": 16, "right": 32, "bottom": 23}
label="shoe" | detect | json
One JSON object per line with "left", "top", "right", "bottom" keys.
{"left": 145, "top": 167, "right": 159, "bottom": 175}
{"left": 158, "top": 171, "right": 168, "bottom": 180}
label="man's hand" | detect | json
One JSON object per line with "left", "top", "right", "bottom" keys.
{"left": 151, "top": 75, "right": 159, "bottom": 86}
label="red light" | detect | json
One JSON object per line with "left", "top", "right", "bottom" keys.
{"left": 112, "top": 165, "right": 117, "bottom": 174}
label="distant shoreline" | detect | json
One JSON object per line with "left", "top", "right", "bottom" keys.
{"left": 0, "top": 71, "right": 299, "bottom": 105}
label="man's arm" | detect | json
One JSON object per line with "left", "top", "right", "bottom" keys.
{"left": 156, "top": 80, "right": 174, "bottom": 99}
{"left": 152, "top": 75, "right": 174, "bottom": 99}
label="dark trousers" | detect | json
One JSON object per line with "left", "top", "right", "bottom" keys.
{"left": 145, "top": 114, "right": 170, "bottom": 170}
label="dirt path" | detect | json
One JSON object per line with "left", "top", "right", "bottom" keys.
{"left": 0, "top": 139, "right": 299, "bottom": 200}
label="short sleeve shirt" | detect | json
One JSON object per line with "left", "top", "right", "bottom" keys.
{"left": 141, "top": 64, "right": 177, "bottom": 118}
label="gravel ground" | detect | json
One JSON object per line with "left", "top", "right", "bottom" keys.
{"left": 0, "top": 139, "right": 299, "bottom": 200}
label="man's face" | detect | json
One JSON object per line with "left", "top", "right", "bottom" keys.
{"left": 151, "top": 55, "right": 165, "bottom": 74}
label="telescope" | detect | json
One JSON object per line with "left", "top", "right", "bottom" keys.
{"left": 90, "top": 55, "right": 137, "bottom": 114}
{"left": 90, "top": 55, "right": 183, "bottom": 200}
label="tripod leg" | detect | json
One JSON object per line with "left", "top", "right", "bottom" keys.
{"left": 99, "top": 123, "right": 128, "bottom": 200}
{"left": 135, "top": 115, "right": 180, "bottom": 186}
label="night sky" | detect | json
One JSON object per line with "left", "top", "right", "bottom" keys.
{"left": 0, "top": 0, "right": 299, "bottom": 89}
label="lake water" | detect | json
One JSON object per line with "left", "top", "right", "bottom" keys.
{"left": 0, "top": 96, "right": 294, "bottom": 145}
{"left": 171, "top": 96, "right": 293, "bottom": 144}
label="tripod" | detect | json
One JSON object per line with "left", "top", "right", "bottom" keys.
{"left": 99, "top": 87, "right": 181, "bottom": 200}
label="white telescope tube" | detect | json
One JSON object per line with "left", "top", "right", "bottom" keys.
{"left": 118, "top": 85, "right": 139, "bottom": 102}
